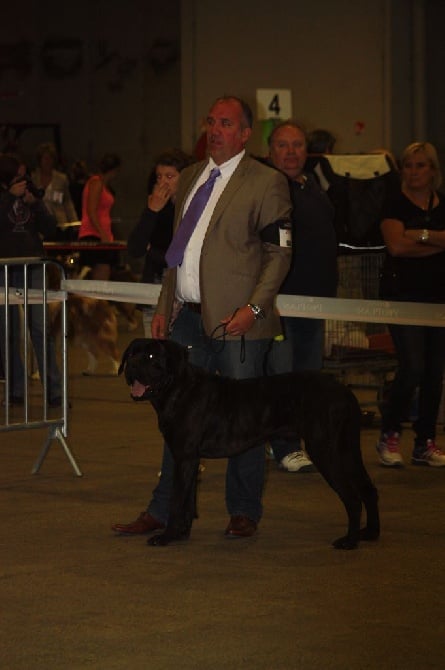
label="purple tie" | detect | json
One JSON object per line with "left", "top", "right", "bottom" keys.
{"left": 165, "top": 167, "right": 221, "bottom": 268}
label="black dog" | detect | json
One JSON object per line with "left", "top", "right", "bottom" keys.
{"left": 119, "top": 338, "right": 380, "bottom": 549}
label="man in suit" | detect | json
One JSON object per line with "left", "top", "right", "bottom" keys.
{"left": 113, "top": 95, "right": 292, "bottom": 540}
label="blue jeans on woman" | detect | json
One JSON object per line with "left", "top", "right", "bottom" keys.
{"left": 381, "top": 323, "right": 445, "bottom": 444}
{"left": 147, "top": 305, "right": 271, "bottom": 525}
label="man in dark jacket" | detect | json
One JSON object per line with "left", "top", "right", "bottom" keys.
{"left": 265, "top": 122, "right": 338, "bottom": 472}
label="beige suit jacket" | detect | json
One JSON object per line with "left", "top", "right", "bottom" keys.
{"left": 156, "top": 155, "right": 292, "bottom": 339}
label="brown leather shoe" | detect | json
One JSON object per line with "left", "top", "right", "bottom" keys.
{"left": 111, "top": 512, "right": 165, "bottom": 535}
{"left": 225, "top": 515, "right": 257, "bottom": 538}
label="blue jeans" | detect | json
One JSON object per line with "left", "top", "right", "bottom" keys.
{"left": 148, "top": 305, "right": 271, "bottom": 524}
{"left": 381, "top": 323, "right": 445, "bottom": 443}
{"left": 0, "top": 267, "right": 61, "bottom": 401}
{"left": 266, "top": 317, "right": 324, "bottom": 461}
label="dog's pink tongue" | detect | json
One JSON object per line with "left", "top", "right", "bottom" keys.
{"left": 131, "top": 380, "right": 148, "bottom": 397}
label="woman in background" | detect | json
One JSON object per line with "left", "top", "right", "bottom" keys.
{"left": 377, "top": 141, "right": 445, "bottom": 468}
{"left": 127, "top": 148, "right": 194, "bottom": 335}
{"left": 78, "top": 153, "right": 121, "bottom": 280}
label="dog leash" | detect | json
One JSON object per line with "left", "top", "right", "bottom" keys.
{"left": 207, "top": 308, "right": 246, "bottom": 363}
{"left": 208, "top": 329, "right": 246, "bottom": 363}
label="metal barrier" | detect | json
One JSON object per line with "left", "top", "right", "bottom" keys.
{"left": 3, "top": 258, "right": 442, "bottom": 477}
{"left": 1, "top": 257, "right": 81, "bottom": 476}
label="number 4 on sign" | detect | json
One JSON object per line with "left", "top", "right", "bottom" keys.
{"left": 269, "top": 94, "right": 280, "bottom": 116}
{"left": 256, "top": 89, "right": 292, "bottom": 120}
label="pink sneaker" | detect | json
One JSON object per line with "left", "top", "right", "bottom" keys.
{"left": 376, "top": 431, "right": 404, "bottom": 467}
{"left": 412, "top": 440, "right": 445, "bottom": 467}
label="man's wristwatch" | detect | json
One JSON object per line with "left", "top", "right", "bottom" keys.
{"left": 419, "top": 228, "right": 429, "bottom": 243}
{"left": 247, "top": 303, "right": 266, "bottom": 320}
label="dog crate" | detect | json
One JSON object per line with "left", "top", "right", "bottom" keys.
{"left": 323, "top": 250, "right": 397, "bottom": 422}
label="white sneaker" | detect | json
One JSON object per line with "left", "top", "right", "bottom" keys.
{"left": 279, "top": 451, "right": 316, "bottom": 473}
{"left": 265, "top": 445, "right": 275, "bottom": 460}
{"left": 376, "top": 431, "right": 404, "bottom": 467}
{"left": 412, "top": 440, "right": 445, "bottom": 467}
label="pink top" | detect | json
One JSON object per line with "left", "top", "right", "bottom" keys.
{"left": 79, "top": 175, "right": 115, "bottom": 239}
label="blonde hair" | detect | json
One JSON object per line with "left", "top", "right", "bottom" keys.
{"left": 401, "top": 142, "right": 442, "bottom": 190}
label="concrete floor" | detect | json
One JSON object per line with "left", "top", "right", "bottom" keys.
{"left": 1, "top": 320, "right": 444, "bottom": 670}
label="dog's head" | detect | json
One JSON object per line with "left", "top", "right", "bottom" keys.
{"left": 119, "top": 338, "right": 189, "bottom": 401}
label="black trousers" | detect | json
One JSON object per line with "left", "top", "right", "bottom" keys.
{"left": 381, "top": 323, "right": 445, "bottom": 442}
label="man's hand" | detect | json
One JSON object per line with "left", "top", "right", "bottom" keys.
{"left": 151, "top": 313, "right": 167, "bottom": 339}
{"left": 220, "top": 305, "right": 256, "bottom": 336}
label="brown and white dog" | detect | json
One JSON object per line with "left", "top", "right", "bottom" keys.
{"left": 77, "top": 264, "right": 139, "bottom": 332}
{"left": 50, "top": 295, "right": 120, "bottom": 376}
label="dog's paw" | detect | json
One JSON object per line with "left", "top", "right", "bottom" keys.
{"left": 147, "top": 531, "right": 189, "bottom": 547}
{"left": 359, "top": 527, "right": 380, "bottom": 542}
{"left": 332, "top": 535, "right": 359, "bottom": 550}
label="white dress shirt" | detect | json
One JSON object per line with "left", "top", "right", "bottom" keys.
{"left": 176, "top": 150, "right": 245, "bottom": 303}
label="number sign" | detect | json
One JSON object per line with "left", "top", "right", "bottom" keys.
{"left": 256, "top": 89, "right": 292, "bottom": 120}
